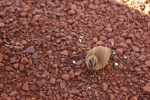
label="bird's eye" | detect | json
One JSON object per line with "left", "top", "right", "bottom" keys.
{"left": 88, "top": 59, "right": 92, "bottom": 67}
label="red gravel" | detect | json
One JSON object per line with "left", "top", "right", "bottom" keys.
{"left": 0, "top": 0, "right": 150, "bottom": 100}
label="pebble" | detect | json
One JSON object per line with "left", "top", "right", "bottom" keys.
{"left": 93, "top": 37, "right": 98, "bottom": 43}
{"left": 74, "top": 70, "right": 82, "bottom": 76}
{"left": 69, "top": 90, "right": 80, "bottom": 94}
{"left": 61, "top": 74, "right": 70, "bottom": 81}
{"left": 132, "top": 46, "right": 140, "bottom": 52}
{"left": 119, "top": 42, "right": 128, "bottom": 48}
{"left": 21, "top": 40, "right": 28, "bottom": 45}
{"left": 33, "top": 15, "right": 41, "bottom": 21}
{"left": 24, "top": 46, "right": 35, "bottom": 54}
{"left": 71, "top": 4, "right": 77, "bottom": 10}
{"left": 134, "top": 67, "right": 141, "bottom": 72}
{"left": 0, "top": 39, "right": 3, "bottom": 44}
{"left": 32, "top": 52, "right": 38, "bottom": 59}
{"left": 22, "top": 81, "right": 29, "bottom": 91}
{"left": 21, "top": 58, "right": 29, "bottom": 64}
{"left": 143, "top": 86, "right": 150, "bottom": 94}
{"left": 0, "top": 53, "right": 4, "bottom": 62}
{"left": 0, "top": 84, "right": 4, "bottom": 89}
{"left": 99, "top": 36, "right": 107, "bottom": 41}
{"left": 131, "top": 77, "right": 139, "bottom": 83}
{"left": 19, "top": 64, "right": 25, "bottom": 72}
{"left": 50, "top": 78, "right": 56, "bottom": 85}
{"left": 5, "top": 66, "right": 13, "bottom": 71}
{"left": 10, "top": 91, "right": 18, "bottom": 97}
{"left": 145, "top": 60, "right": 150, "bottom": 67}
{"left": 60, "top": 82, "right": 66, "bottom": 89}
{"left": 47, "top": 50, "right": 53, "bottom": 55}
{"left": 108, "top": 93, "right": 115, "bottom": 100}
{"left": 0, "top": 22, "right": 5, "bottom": 27}
{"left": 60, "top": 50, "right": 68, "bottom": 56}
{"left": 102, "top": 83, "right": 108, "bottom": 91}
{"left": 130, "top": 96, "right": 138, "bottom": 100}
{"left": 68, "top": 10, "right": 76, "bottom": 15}
{"left": 104, "top": 28, "right": 112, "bottom": 32}
{"left": 75, "top": 60, "right": 82, "bottom": 65}
{"left": 116, "top": 48, "right": 123, "bottom": 55}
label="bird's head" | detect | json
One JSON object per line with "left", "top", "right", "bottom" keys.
{"left": 88, "top": 55, "right": 97, "bottom": 70}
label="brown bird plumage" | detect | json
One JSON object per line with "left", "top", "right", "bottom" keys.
{"left": 85, "top": 46, "right": 112, "bottom": 71}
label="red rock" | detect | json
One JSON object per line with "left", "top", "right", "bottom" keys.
{"left": 21, "top": 58, "right": 29, "bottom": 64}
{"left": 0, "top": 84, "right": 4, "bottom": 89}
{"left": 102, "top": 83, "right": 108, "bottom": 91}
{"left": 134, "top": 67, "right": 141, "bottom": 72}
{"left": 0, "top": 53, "right": 4, "bottom": 62}
{"left": 61, "top": 74, "right": 70, "bottom": 81}
{"left": 74, "top": 70, "right": 82, "bottom": 76}
{"left": 0, "top": 39, "right": 3, "bottom": 44}
{"left": 132, "top": 46, "right": 140, "bottom": 52}
{"left": 47, "top": 50, "right": 53, "bottom": 55}
{"left": 104, "top": 28, "right": 112, "bottom": 32}
{"left": 76, "top": 60, "right": 82, "bottom": 65}
{"left": 131, "top": 77, "right": 139, "bottom": 83}
{"left": 128, "top": 34, "right": 134, "bottom": 39}
{"left": 145, "top": 60, "right": 150, "bottom": 67}
{"left": 5, "top": 66, "right": 13, "bottom": 71}
{"left": 60, "top": 82, "right": 66, "bottom": 89}
{"left": 93, "top": 37, "right": 98, "bottom": 43}
{"left": 71, "top": 4, "right": 77, "bottom": 10}
{"left": 53, "top": 64, "right": 58, "bottom": 68}
{"left": 10, "top": 91, "right": 18, "bottom": 97}
{"left": 99, "top": 36, "right": 107, "bottom": 41}
{"left": 24, "top": 46, "right": 35, "bottom": 54}
{"left": 143, "top": 86, "right": 150, "bottom": 94}
{"left": 69, "top": 90, "right": 80, "bottom": 94}
{"left": 16, "top": 83, "right": 22, "bottom": 89}
{"left": 0, "top": 22, "right": 5, "bottom": 27}
{"left": 60, "top": 50, "right": 68, "bottom": 56}
{"left": 21, "top": 40, "right": 27, "bottom": 45}
{"left": 50, "top": 78, "right": 56, "bottom": 84}
{"left": 22, "top": 81, "right": 29, "bottom": 91}
{"left": 130, "top": 96, "right": 137, "bottom": 100}
{"left": 33, "top": 15, "right": 41, "bottom": 21}
{"left": 120, "top": 87, "right": 128, "bottom": 92}
{"left": 116, "top": 48, "right": 123, "bottom": 55}
{"left": 32, "top": 52, "right": 38, "bottom": 59}
{"left": 119, "top": 42, "right": 128, "bottom": 48}
{"left": 68, "top": 10, "right": 76, "bottom": 15}
{"left": 20, "top": 12, "right": 28, "bottom": 17}
{"left": 108, "top": 93, "right": 115, "bottom": 100}
{"left": 69, "top": 70, "right": 74, "bottom": 78}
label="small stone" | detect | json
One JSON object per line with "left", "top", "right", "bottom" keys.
{"left": 0, "top": 53, "right": 4, "bottom": 62}
{"left": 119, "top": 42, "right": 128, "bottom": 48}
{"left": 132, "top": 46, "right": 140, "bottom": 52}
{"left": 120, "top": 87, "right": 128, "bottom": 92}
{"left": 5, "top": 66, "right": 13, "bottom": 71}
{"left": 143, "top": 86, "right": 150, "bottom": 94}
{"left": 39, "top": 91, "right": 45, "bottom": 97}
{"left": 61, "top": 74, "right": 70, "bottom": 81}
{"left": 33, "top": 15, "right": 41, "bottom": 21}
{"left": 74, "top": 70, "right": 82, "bottom": 76}
{"left": 19, "top": 64, "right": 25, "bottom": 72}
{"left": 21, "top": 40, "right": 27, "bottom": 45}
{"left": 10, "top": 91, "right": 18, "bottom": 97}
{"left": 0, "top": 39, "right": 3, "bottom": 44}
{"left": 22, "top": 81, "right": 29, "bottom": 91}
{"left": 134, "top": 67, "right": 141, "bottom": 72}
{"left": 116, "top": 48, "right": 123, "bottom": 55}
{"left": 99, "top": 36, "right": 107, "bottom": 41}
{"left": 0, "top": 84, "right": 4, "bottom": 89}
{"left": 102, "top": 83, "right": 108, "bottom": 91}
{"left": 60, "top": 82, "right": 66, "bottom": 89}
{"left": 130, "top": 96, "right": 138, "bottom": 100}
{"left": 0, "top": 22, "right": 5, "bottom": 27}
{"left": 108, "top": 93, "right": 115, "bottom": 100}
{"left": 131, "top": 77, "right": 139, "bottom": 83}
{"left": 75, "top": 60, "right": 82, "bottom": 65}
{"left": 104, "top": 28, "right": 112, "bottom": 32}
{"left": 71, "top": 4, "right": 77, "bottom": 10}
{"left": 21, "top": 58, "right": 28, "bottom": 64}
{"left": 60, "top": 50, "right": 68, "bottom": 56}
{"left": 69, "top": 70, "right": 74, "bottom": 78}
{"left": 93, "top": 37, "right": 98, "bottom": 43}
{"left": 47, "top": 50, "right": 53, "bottom": 55}
{"left": 145, "top": 60, "right": 150, "bottom": 67}
{"left": 50, "top": 78, "right": 56, "bottom": 85}
{"left": 16, "top": 83, "right": 22, "bottom": 89}
{"left": 32, "top": 52, "right": 38, "bottom": 59}
{"left": 68, "top": 10, "right": 76, "bottom": 15}
{"left": 70, "top": 90, "right": 80, "bottom": 94}
{"left": 24, "top": 46, "right": 35, "bottom": 54}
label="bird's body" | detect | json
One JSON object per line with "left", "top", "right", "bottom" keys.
{"left": 85, "top": 46, "right": 112, "bottom": 71}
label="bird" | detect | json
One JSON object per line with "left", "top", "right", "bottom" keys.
{"left": 85, "top": 46, "right": 112, "bottom": 71}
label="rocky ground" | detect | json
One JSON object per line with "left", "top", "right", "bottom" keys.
{"left": 0, "top": 0, "right": 150, "bottom": 100}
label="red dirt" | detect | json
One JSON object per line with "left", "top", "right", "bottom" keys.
{"left": 0, "top": 0, "right": 150, "bottom": 100}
